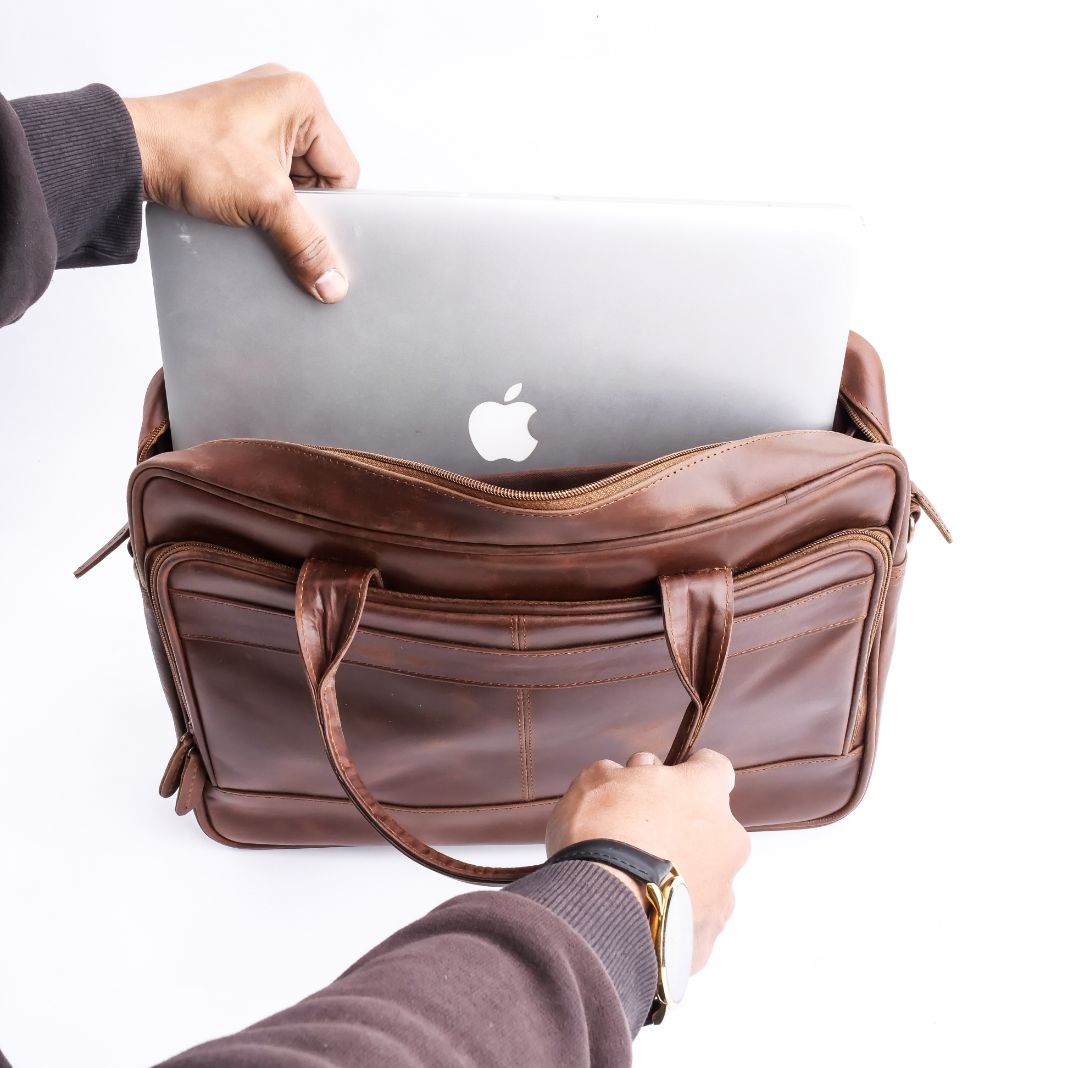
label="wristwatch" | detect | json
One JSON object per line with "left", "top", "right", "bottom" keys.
{"left": 544, "top": 838, "right": 694, "bottom": 1025}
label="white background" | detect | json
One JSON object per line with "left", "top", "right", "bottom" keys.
{"left": 1, "top": 3, "right": 1066, "bottom": 1066}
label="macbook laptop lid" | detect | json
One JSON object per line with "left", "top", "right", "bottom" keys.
{"left": 147, "top": 191, "right": 862, "bottom": 475}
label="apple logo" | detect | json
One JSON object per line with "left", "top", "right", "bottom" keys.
{"left": 468, "top": 382, "right": 538, "bottom": 461}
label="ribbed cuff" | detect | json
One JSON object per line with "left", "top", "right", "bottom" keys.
{"left": 506, "top": 860, "right": 657, "bottom": 1037}
{"left": 11, "top": 83, "right": 143, "bottom": 267}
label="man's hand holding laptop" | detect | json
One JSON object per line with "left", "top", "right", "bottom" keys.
{"left": 124, "top": 63, "right": 356, "bottom": 304}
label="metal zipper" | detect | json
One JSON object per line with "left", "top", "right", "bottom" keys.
{"left": 306, "top": 440, "right": 724, "bottom": 505}
{"left": 838, "top": 395, "right": 887, "bottom": 445}
{"left": 137, "top": 420, "right": 170, "bottom": 463}
{"left": 839, "top": 396, "right": 951, "bottom": 543}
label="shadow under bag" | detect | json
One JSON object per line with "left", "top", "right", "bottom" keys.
{"left": 78, "top": 332, "right": 950, "bottom": 884}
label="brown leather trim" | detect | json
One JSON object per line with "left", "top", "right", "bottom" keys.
{"left": 175, "top": 747, "right": 205, "bottom": 816}
{"left": 159, "top": 732, "right": 194, "bottom": 797}
{"left": 73, "top": 523, "right": 131, "bottom": 578}
{"left": 659, "top": 568, "right": 733, "bottom": 763}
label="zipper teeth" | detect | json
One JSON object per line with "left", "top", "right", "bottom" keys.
{"left": 739, "top": 528, "right": 891, "bottom": 579}
{"left": 137, "top": 420, "right": 170, "bottom": 464}
{"left": 840, "top": 396, "right": 886, "bottom": 445}
{"left": 316, "top": 390, "right": 884, "bottom": 503}
{"left": 839, "top": 397, "right": 952, "bottom": 543}
{"left": 310, "top": 441, "right": 722, "bottom": 503}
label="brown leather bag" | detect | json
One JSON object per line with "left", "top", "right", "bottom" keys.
{"left": 78, "top": 331, "right": 949, "bottom": 883}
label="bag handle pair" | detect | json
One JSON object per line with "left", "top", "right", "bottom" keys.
{"left": 295, "top": 557, "right": 733, "bottom": 885}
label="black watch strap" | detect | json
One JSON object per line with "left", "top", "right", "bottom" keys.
{"left": 544, "top": 838, "right": 673, "bottom": 887}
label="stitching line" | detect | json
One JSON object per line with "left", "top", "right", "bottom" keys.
{"left": 727, "top": 617, "right": 864, "bottom": 659}
{"left": 735, "top": 752, "right": 863, "bottom": 776}
{"left": 511, "top": 616, "right": 528, "bottom": 800}
{"left": 173, "top": 586, "right": 657, "bottom": 623}
{"left": 519, "top": 616, "right": 534, "bottom": 800}
{"left": 206, "top": 749, "right": 865, "bottom": 810}
{"left": 660, "top": 578, "right": 698, "bottom": 707}
{"left": 180, "top": 613, "right": 867, "bottom": 682}
{"left": 731, "top": 578, "right": 870, "bottom": 623}
{"left": 179, "top": 753, "right": 199, "bottom": 811}
{"left": 172, "top": 581, "right": 868, "bottom": 648}
{"left": 209, "top": 788, "right": 561, "bottom": 814}
{"left": 181, "top": 635, "right": 677, "bottom": 686}
{"left": 683, "top": 569, "right": 732, "bottom": 755}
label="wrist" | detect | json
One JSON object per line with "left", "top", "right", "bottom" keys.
{"left": 121, "top": 96, "right": 157, "bottom": 202}
{"left": 506, "top": 859, "right": 657, "bottom": 1038}
{"left": 593, "top": 860, "right": 649, "bottom": 911}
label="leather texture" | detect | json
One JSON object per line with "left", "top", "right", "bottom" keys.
{"left": 295, "top": 557, "right": 731, "bottom": 882}
{"left": 87, "top": 332, "right": 943, "bottom": 883}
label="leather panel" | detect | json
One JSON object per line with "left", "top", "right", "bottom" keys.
{"left": 194, "top": 749, "right": 867, "bottom": 848}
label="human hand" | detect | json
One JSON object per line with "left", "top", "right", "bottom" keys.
{"left": 546, "top": 748, "right": 750, "bottom": 973}
{"left": 123, "top": 63, "right": 358, "bottom": 303}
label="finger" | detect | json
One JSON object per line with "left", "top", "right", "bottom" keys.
{"left": 686, "top": 747, "right": 736, "bottom": 792}
{"left": 626, "top": 751, "right": 662, "bottom": 767}
{"left": 260, "top": 186, "right": 348, "bottom": 302}
{"left": 298, "top": 113, "right": 361, "bottom": 189}
{"left": 587, "top": 757, "right": 623, "bottom": 774}
{"left": 575, "top": 757, "right": 623, "bottom": 787}
{"left": 235, "top": 62, "right": 289, "bottom": 80}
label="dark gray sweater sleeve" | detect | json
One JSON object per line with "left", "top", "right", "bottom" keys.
{"left": 153, "top": 861, "right": 658, "bottom": 1068}
{"left": 0, "top": 84, "right": 142, "bottom": 326}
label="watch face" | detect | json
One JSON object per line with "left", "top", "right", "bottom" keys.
{"left": 662, "top": 876, "right": 694, "bottom": 1005}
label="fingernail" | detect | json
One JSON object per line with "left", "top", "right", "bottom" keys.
{"left": 631, "top": 752, "right": 657, "bottom": 766}
{"left": 314, "top": 268, "right": 348, "bottom": 303}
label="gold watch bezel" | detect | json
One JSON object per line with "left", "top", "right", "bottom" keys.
{"left": 645, "top": 865, "right": 686, "bottom": 1025}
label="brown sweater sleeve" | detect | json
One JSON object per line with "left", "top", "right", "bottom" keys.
{"left": 152, "top": 861, "right": 657, "bottom": 1068}
{"left": 0, "top": 84, "right": 142, "bottom": 327}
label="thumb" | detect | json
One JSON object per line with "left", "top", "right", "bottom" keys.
{"left": 261, "top": 187, "right": 349, "bottom": 303}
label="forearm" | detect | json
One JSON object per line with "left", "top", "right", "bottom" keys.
{"left": 10, "top": 84, "right": 143, "bottom": 269}
{"left": 154, "top": 862, "right": 657, "bottom": 1068}
{"left": 0, "top": 82, "right": 143, "bottom": 328}
{"left": 0, "top": 94, "right": 54, "bottom": 327}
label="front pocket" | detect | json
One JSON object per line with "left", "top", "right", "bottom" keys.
{"left": 148, "top": 529, "right": 890, "bottom": 810}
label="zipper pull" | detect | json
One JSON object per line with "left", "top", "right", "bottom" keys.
{"left": 910, "top": 483, "right": 952, "bottom": 543}
{"left": 73, "top": 523, "right": 131, "bottom": 578}
{"left": 159, "top": 732, "right": 195, "bottom": 797}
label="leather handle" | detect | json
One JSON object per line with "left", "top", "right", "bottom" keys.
{"left": 295, "top": 557, "right": 733, "bottom": 885}
{"left": 659, "top": 568, "right": 734, "bottom": 765}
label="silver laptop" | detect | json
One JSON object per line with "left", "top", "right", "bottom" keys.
{"left": 147, "top": 192, "right": 862, "bottom": 475}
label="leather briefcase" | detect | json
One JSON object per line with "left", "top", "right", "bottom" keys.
{"left": 77, "top": 331, "right": 949, "bottom": 883}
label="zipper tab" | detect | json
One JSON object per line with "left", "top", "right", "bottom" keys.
{"left": 910, "top": 483, "right": 953, "bottom": 543}
{"left": 159, "top": 732, "right": 195, "bottom": 797}
{"left": 73, "top": 523, "right": 131, "bottom": 578}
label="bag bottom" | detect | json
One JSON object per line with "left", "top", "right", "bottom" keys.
{"left": 186, "top": 748, "right": 868, "bottom": 849}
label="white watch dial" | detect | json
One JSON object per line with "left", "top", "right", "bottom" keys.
{"left": 662, "top": 876, "right": 694, "bottom": 1005}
